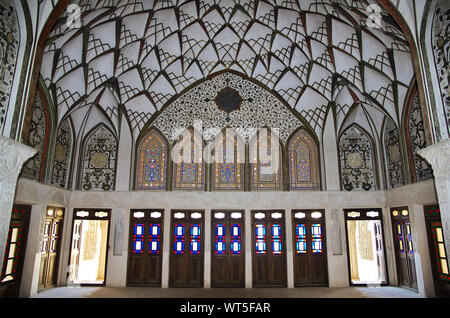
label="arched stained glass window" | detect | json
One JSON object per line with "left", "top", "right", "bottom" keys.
{"left": 173, "top": 129, "right": 205, "bottom": 190}
{"left": 136, "top": 129, "right": 168, "bottom": 190}
{"left": 250, "top": 129, "right": 283, "bottom": 190}
{"left": 288, "top": 129, "right": 320, "bottom": 190}
{"left": 210, "top": 130, "right": 244, "bottom": 190}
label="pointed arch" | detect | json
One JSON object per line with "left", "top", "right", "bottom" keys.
{"left": 287, "top": 128, "right": 320, "bottom": 190}
{"left": 78, "top": 123, "right": 117, "bottom": 191}
{"left": 172, "top": 127, "right": 205, "bottom": 191}
{"left": 249, "top": 128, "right": 283, "bottom": 191}
{"left": 338, "top": 124, "right": 377, "bottom": 191}
{"left": 209, "top": 128, "right": 245, "bottom": 191}
{"left": 135, "top": 127, "right": 168, "bottom": 190}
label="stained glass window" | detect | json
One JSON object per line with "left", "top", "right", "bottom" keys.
{"left": 190, "top": 224, "right": 201, "bottom": 254}
{"left": 133, "top": 224, "right": 144, "bottom": 253}
{"left": 250, "top": 129, "right": 282, "bottom": 190}
{"left": 215, "top": 224, "right": 226, "bottom": 254}
{"left": 174, "top": 224, "right": 185, "bottom": 254}
{"left": 431, "top": 222, "right": 449, "bottom": 280}
{"left": 173, "top": 129, "right": 205, "bottom": 190}
{"left": 405, "top": 222, "right": 413, "bottom": 254}
{"left": 271, "top": 224, "right": 282, "bottom": 254}
{"left": 149, "top": 224, "right": 161, "bottom": 254}
{"left": 1, "top": 222, "right": 24, "bottom": 282}
{"left": 396, "top": 222, "right": 404, "bottom": 253}
{"left": 311, "top": 224, "right": 323, "bottom": 253}
{"left": 211, "top": 130, "right": 244, "bottom": 190}
{"left": 136, "top": 129, "right": 168, "bottom": 190}
{"left": 288, "top": 129, "right": 320, "bottom": 190}
{"left": 231, "top": 224, "right": 241, "bottom": 254}
{"left": 296, "top": 224, "right": 307, "bottom": 254}
{"left": 255, "top": 224, "right": 266, "bottom": 254}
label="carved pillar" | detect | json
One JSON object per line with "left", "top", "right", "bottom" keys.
{"left": 418, "top": 138, "right": 450, "bottom": 259}
{"left": 0, "top": 136, "right": 37, "bottom": 268}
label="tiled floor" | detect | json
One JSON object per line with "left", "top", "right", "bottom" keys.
{"left": 32, "top": 286, "right": 423, "bottom": 298}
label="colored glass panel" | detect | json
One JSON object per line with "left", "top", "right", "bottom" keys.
{"left": 137, "top": 130, "right": 167, "bottom": 190}
{"left": 397, "top": 222, "right": 404, "bottom": 253}
{"left": 231, "top": 224, "right": 241, "bottom": 254}
{"left": 215, "top": 224, "right": 226, "bottom": 254}
{"left": 190, "top": 224, "right": 201, "bottom": 254}
{"left": 174, "top": 224, "right": 185, "bottom": 254}
{"left": 271, "top": 224, "right": 282, "bottom": 254}
{"left": 255, "top": 224, "right": 266, "bottom": 254}
{"left": 311, "top": 223, "right": 322, "bottom": 253}
{"left": 406, "top": 222, "right": 414, "bottom": 254}
{"left": 133, "top": 223, "right": 144, "bottom": 254}
{"left": 296, "top": 224, "right": 307, "bottom": 254}
{"left": 432, "top": 223, "right": 449, "bottom": 280}
{"left": 149, "top": 223, "right": 161, "bottom": 254}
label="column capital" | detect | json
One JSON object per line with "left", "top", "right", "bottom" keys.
{"left": 418, "top": 138, "right": 450, "bottom": 178}
{"left": 0, "top": 136, "right": 37, "bottom": 179}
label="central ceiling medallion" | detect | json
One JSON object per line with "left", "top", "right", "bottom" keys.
{"left": 215, "top": 87, "right": 243, "bottom": 114}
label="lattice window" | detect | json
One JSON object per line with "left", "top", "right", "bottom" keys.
{"left": 135, "top": 129, "right": 168, "bottom": 190}
{"left": 173, "top": 129, "right": 205, "bottom": 190}
{"left": 288, "top": 129, "right": 320, "bottom": 190}
{"left": 250, "top": 130, "right": 283, "bottom": 190}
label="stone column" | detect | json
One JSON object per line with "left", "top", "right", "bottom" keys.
{"left": 418, "top": 138, "right": 450, "bottom": 259}
{"left": 0, "top": 136, "right": 36, "bottom": 269}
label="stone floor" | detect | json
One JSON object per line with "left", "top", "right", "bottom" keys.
{"left": 32, "top": 286, "right": 424, "bottom": 298}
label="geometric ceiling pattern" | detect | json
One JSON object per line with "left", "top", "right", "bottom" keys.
{"left": 40, "top": 0, "right": 415, "bottom": 138}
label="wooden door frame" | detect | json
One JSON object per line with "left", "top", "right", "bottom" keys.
{"left": 291, "top": 209, "right": 328, "bottom": 287}
{"left": 251, "top": 209, "right": 287, "bottom": 288}
{"left": 210, "top": 209, "right": 245, "bottom": 288}
{"left": 343, "top": 208, "right": 389, "bottom": 287}
{"left": 67, "top": 208, "right": 111, "bottom": 287}
{"left": 126, "top": 208, "right": 164, "bottom": 287}
{"left": 169, "top": 209, "right": 205, "bottom": 287}
{"left": 38, "top": 206, "right": 65, "bottom": 292}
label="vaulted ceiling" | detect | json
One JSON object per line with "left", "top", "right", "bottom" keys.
{"left": 40, "top": 0, "right": 415, "bottom": 139}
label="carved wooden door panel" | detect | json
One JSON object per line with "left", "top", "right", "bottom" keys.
{"left": 292, "top": 210, "right": 328, "bottom": 286}
{"left": 390, "top": 207, "right": 417, "bottom": 290}
{"left": 251, "top": 210, "right": 286, "bottom": 287}
{"left": 211, "top": 210, "right": 245, "bottom": 287}
{"left": 38, "top": 207, "right": 64, "bottom": 291}
{"left": 169, "top": 210, "right": 204, "bottom": 287}
{"left": 127, "top": 209, "right": 164, "bottom": 286}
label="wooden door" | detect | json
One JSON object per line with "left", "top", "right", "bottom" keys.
{"left": 252, "top": 210, "right": 286, "bottom": 287}
{"left": 292, "top": 210, "right": 328, "bottom": 286}
{"left": 390, "top": 207, "right": 417, "bottom": 290}
{"left": 38, "top": 207, "right": 64, "bottom": 291}
{"left": 0, "top": 205, "right": 31, "bottom": 298}
{"left": 127, "top": 209, "right": 164, "bottom": 287}
{"left": 169, "top": 210, "right": 204, "bottom": 287}
{"left": 211, "top": 210, "right": 245, "bottom": 288}
{"left": 424, "top": 205, "right": 450, "bottom": 297}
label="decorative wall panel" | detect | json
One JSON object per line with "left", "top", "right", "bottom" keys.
{"left": 383, "top": 118, "right": 404, "bottom": 189}
{"left": 0, "top": 0, "right": 19, "bottom": 131}
{"left": 20, "top": 90, "right": 48, "bottom": 181}
{"left": 339, "top": 126, "right": 376, "bottom": 191}
{"left": 51, "top": 118, "right": 73, "bottom": 188}
{"left": 135, "top": 129, "right": 167, "bottom": 190}
{"left": 432, "top": 0, "right": 450, "bottom": 135}
{"left": 407, "top": 93, "right": 434, "bottom": 182}
{"left": 288, "top": 129, "right": 320, "bottom": 190}
{"left": 153, "top": 73, "right": 303, "bottom": 143}
{"left": 80, "top": 125, "right": 117, "bottom": 191}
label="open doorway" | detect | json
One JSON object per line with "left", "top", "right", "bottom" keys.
{"left": 344, "top": 209, "right": 387, "bottom": 286}
{"left": 68, "top": 209, "right": 110, "bottom": 285}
